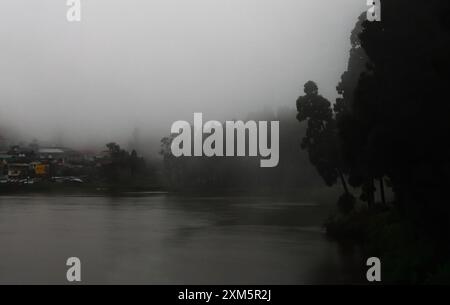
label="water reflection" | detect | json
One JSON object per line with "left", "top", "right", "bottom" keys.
{"left": 0, "top": 195, "right": 363, "bottom": 284}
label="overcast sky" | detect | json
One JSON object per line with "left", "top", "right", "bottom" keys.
{"left": 0, "top": 0, "right": 366, "bottom": 149}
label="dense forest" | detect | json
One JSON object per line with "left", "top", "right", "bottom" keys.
{"left": 296, "top": 1, "right": 450, "bottom": 283}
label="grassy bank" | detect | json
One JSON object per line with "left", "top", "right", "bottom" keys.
{"left": 325, "top": 206, "right": 450, "bottom": 284}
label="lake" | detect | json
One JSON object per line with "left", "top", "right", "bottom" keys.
{"left": 0, "top": 194, "right": 363, "bottom": 284}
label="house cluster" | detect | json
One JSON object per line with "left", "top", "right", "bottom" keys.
{"left": 0, "top": 145, "right": 108, "bottom": 185}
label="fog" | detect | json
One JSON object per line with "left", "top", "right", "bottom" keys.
{"left": 0, "top": 0, "right": 366, "bottom": 153}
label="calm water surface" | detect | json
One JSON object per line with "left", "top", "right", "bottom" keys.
{"left": 0, "top": 195, "right": 362, "bottom": 284}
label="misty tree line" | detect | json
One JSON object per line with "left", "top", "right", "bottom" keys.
{"left": 159, "top": 108, "right": 322, "bottom": 193}
{"left": 298, "top": 1, "right": 450, "bottom": 241}
{"left": 99, "top": 142, "right": 151, "bottom": 185}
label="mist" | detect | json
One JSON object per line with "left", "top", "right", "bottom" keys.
{"left": 0, "top": 0, "right": 366, "bottom": 153}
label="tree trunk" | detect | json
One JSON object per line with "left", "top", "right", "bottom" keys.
{"left": 367, "top": 178, "right": 375, "bottom": 208}
{"left": 379, "top": 177, "right": 386, "bottom": 206}
{"left": 338, "top": 169, "right": 350, "bottom": 195}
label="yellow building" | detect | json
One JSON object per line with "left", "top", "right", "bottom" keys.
{"left": 35, "top": 164, "right": 48, "bottom": 176}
